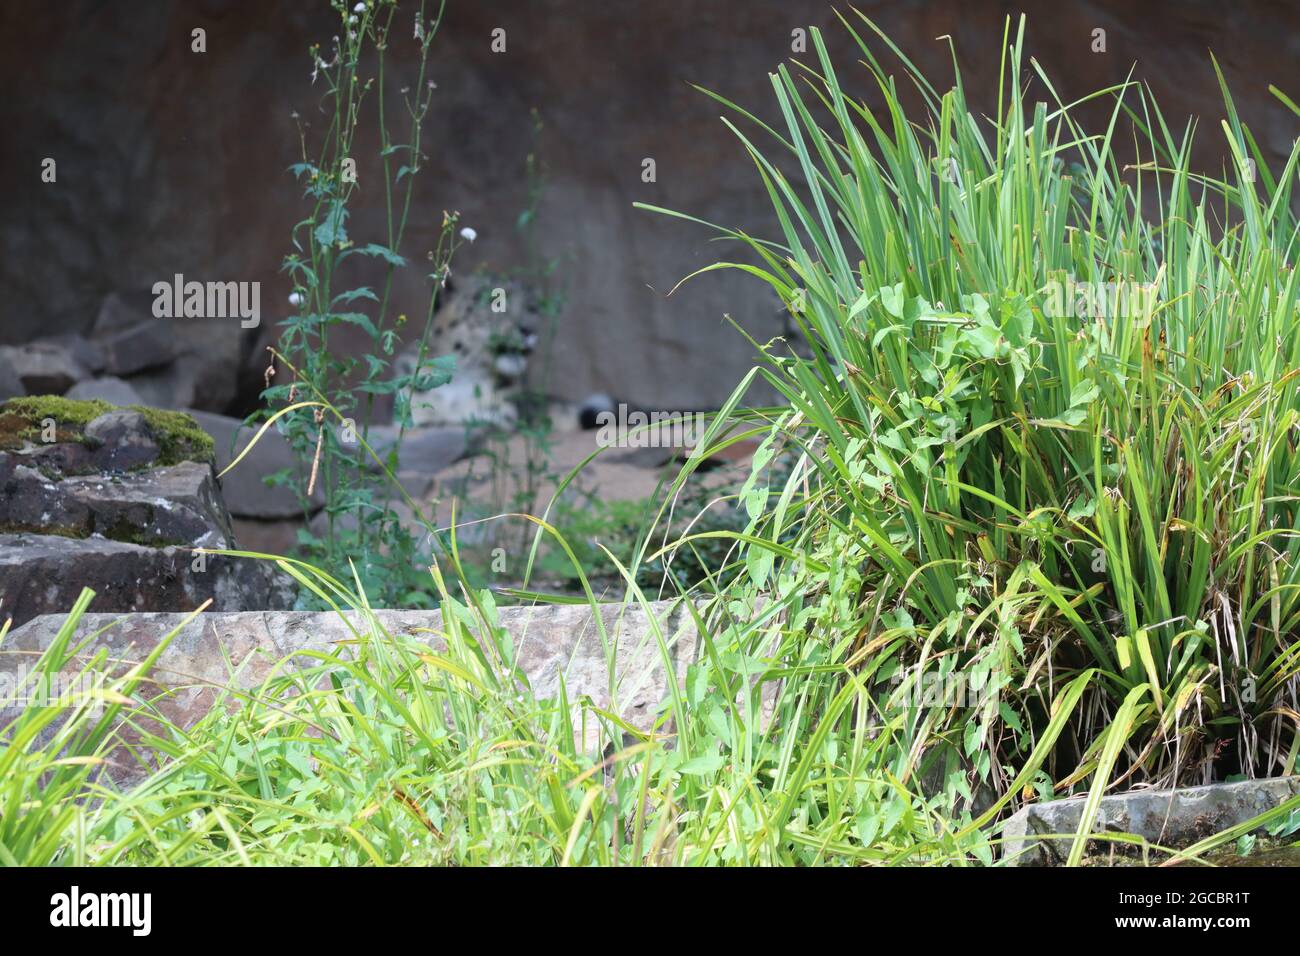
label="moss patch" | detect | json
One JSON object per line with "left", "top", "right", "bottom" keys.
{"left": 129, "top": 406, "right": 214, "bottom": 465}
{"left": 0, "top": 396, "right": 113, "bottom": 449}
{"left": 2, "top": 395, "right": 114, "bottom": 427}
{"left": 0, "top": 396, "right": 214, "bottom": 466}
{"left": 0, "top": 521, "right": 90, "bottom": 540}
{"left": 0, "top": 412, "right": 31, "bottom": 450}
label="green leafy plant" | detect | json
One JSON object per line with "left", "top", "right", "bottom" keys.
{"left": 261, "top": 0, "right": 465, "bottom": 608}
{"left": 639, "top": 10, "right": 1300, "bottom": 834}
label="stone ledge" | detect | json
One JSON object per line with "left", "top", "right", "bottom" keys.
{"left": 0, "top": 534, "right": 290, "bottom": 626}
{"left": 1001, "top": 777, "right": 1300, "bottom": 865}
{"left": 1, "top": 600, "right": 700, "bottom": 739}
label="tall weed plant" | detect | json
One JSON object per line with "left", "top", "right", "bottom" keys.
{"left": 263, "top": 0, "right": 464, "bottom": 608}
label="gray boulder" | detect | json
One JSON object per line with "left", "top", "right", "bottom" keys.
{"left": 92, "top": 291, "right": 156, "bottom": 336}
{"left": 31, "top": 334, "right": 106, "bottom": 375}
{"left": 365, "top": 423, "right": 469, "bottom": 476}
{"left": 66, "top": 375, "right": 146, "bottom": 406}
{"left": 186, "top": 409, "right": 324, "bottom": 519}
{"left": 96, "top": 320, "right": 177, "bottom": 376}
{"left": 0, "top": 341, "right": 89, "bottom": 394}
{"left": 0, "top": 460, "right": 231, "bottom": 548}
{"left": 0, "top": 533, "right": 291, "bottom": 629}
{"left": 1001, "top": 777, "right": 1300, "bottom": 865}
{"left": 0, "top": 351, "right": 22, "bottom": 402}
{"left": 126, "top": 355, "right": 211, "bottom": 412}
{"left": 82, "top": 409, "right": 161, "bottom": 471}
{"left": 91, "top": 292, "right": 248, "bottom": 412}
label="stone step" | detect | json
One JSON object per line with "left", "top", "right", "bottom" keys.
{"left": 0, "top": 534, "right": 291, "bottom": 628}
{"left": 0, "top": 600, "right": 700, "bottom": 758}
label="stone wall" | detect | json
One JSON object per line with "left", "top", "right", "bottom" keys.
{"left": 1, "top": 0, "right": 1295, "bottom": 411}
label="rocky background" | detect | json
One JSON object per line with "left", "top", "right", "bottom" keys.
{"left": 1, "top": 0, "right": 1296, "bottom": 415}
{"left": 1, "top": 1, "right": 1296, "bottom": 622}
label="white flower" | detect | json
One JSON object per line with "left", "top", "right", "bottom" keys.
{"left": 353, "top": 2, "right": 366, "bottom": 12}
{"left": 459, "top": 227, "right": 477, "bottom": 243}
{"left": 288, "top": 292, "right": 304, "bottom": 306}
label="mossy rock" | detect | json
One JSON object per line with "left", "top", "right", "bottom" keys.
{"left": 131, "top": 406, "right": 216, "bottom": 466}
{"left": 0, "top": 395, "right": 214, "bottom": 467}
{"left": 0, "top": 396, "right": 113, "bottom": 448}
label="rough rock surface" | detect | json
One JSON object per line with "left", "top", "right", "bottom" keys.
{"left": 4, "top": 2, "right": 1292, "bottom": 410}
{"left": 66, "top": 375, "right": 146, "bottom": 406}
{"left": 38, "top": 333, "right": 106, "bottom": 375}
{"left": 1001, "top": 777, "right": 1300, "bottom": 865}
{"left": 0, "top": 341, "right": 88, "bottom": 395}
{"left": 0, "top": 399, "right": 292, "bottom": 626}
{"left": 1, "top": 460, "right": 231, "bottom": 547}
{"left": 95, "top": 318, "right": 177, "bottom": 377}
{"left": 86, "top": 293, "right": 247, "bottom": 413}
{"left": 0, "top": 533, "right": 290, "bottom": 626}
{"left": 0, "top": 352, "right": 22, "bottom": 402}
{"left": 81, "top": 409, "right": 161, "bottom": 471}
{"left": 1, "top": 600, "right": 701, "bottom": 750}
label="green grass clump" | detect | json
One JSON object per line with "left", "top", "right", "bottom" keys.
{"left": 641, "top": 9, "right": 1300, "bottom": 831}
{"left": 0, "top": 572, "right": 995, "bottom": 866}
{"left": 6, "top": 571, "right": 1296, "bottom": 867}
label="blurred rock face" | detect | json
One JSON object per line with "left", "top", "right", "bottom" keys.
{"left": 1, "top": 1, "right": 1295, "bottom": 411}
